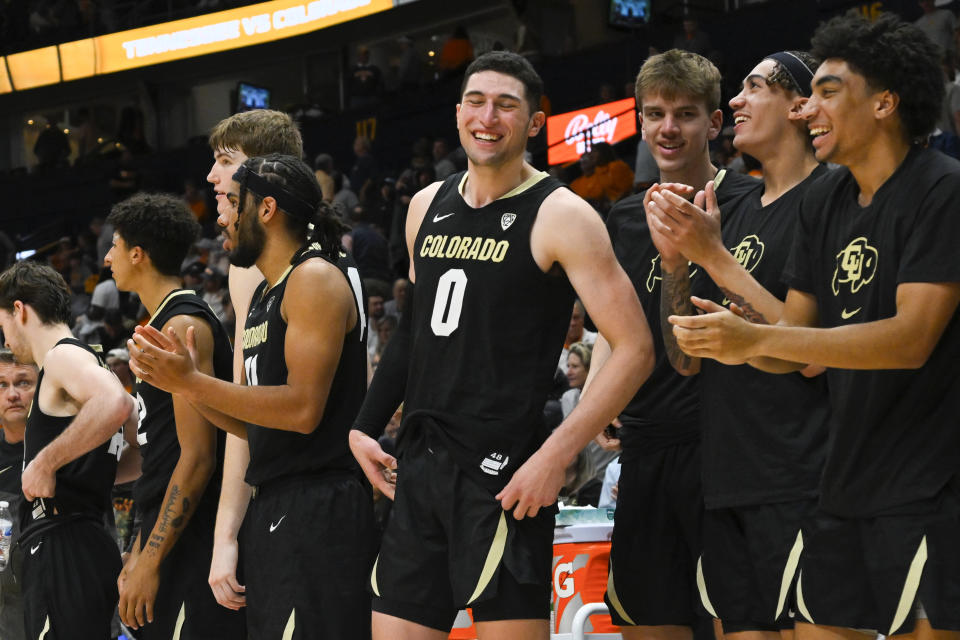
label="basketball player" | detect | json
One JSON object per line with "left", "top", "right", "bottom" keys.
{"left": 203, "top": 109, "right": 303, "bottom": 612}
{"left": 105, "top": 193, "right": 244, "bottom": 637}
{"left": 349, "top": 51, "right": 652, "bottom": 639}
{"left": 584, "top": 49, "right": 757, "bottom": 640}
{"left": 0, "top": 260, "right": 132, "bottom": 639}
{"left": 0, "top": 348, "right": 37, "bottom": 640}
{"left": 647, "top": 50, "right": 830, "bottom": 638}
{"left": 668, "top": 13, "right": 960, "bottom": 637}
{"left": 129, "top": 154, "right": 374, "bottom": 639}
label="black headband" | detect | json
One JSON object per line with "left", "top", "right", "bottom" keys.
{"left": 232, "top": 164, "right": 316, "bottom": 222}
{"left": 764, "top": 51, "right": 814, "bottom": 97}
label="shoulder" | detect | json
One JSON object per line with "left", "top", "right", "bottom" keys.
{"left": 42, "top": 342, "right": 104, "bottom": 385}
{"left": 228, "top": 265, "right": 265, "bottom": 311}
{"left": 715, "top": 170, "right": 761, "bottom": 205}
{"left": 287, "top": 256, "right": 354, "bottom": 306}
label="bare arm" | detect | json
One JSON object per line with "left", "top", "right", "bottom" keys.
{"left": 130, "top": 260, "right": 357, "bottom": 434}
{"left": 581, "top": 334, "right": 621, "bottom": 452}
{"left": 227, "top": 265, "right": 264, "bottom": 383}
{"left": 209, "top": 433, "right": 251, "bottom": 610}
{"left": 671, "top": 282, "right": 960, "bottom": 370}
{"left": 497, "top": 186, "right": 655, "bottom": 519}
{"left": 22, "top": 344, "right": 132, "bottom": 501}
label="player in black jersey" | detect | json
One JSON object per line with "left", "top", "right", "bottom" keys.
{"left": 669, "top": 14, "right": 960, "bottom": 638}
{"left": 129, "top": 154, "right": 374, "bottom": 639}
{"left": 104, "top": 193, "right": 245, "bottom": 638}
{"left": 584, "top": 50, "right": 758, "bottom": 640}
{"left": 203, "top": 109, "right": 304, "bottom": 614}
{"left": 647, "top": 50, "right": 830, "bottom": 637}
{"left": 0, "top": 348, "right": 36, "bottom": 640}
{"left": 0, "top": 260, "right": 134, "bottom": 640}
{"left": 348, "top": 51, "right": 652, "bottom": 639}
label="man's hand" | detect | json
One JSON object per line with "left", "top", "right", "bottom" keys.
{"left": 593, "top": 419, "right": 621, "bottom": 452}
{"left": 118, "top": 557, "right": 159, "bottom": 629}
{"left": 21, "top": 455, "right": 56, "bottom": 501}
{"left": 128, "top": 325, "right": 199, "bottom": 395}
{"left": 644, "top": 183, "right": 694, "bottom": 263}
{"left": 209, "top": 537, "right": 246, "bottom": 610}
{"left": 495, "top": 448, "right": 565, "bottom": 520}
{"left": 647, "top": 181, "right": 724, "bottom": 267}
{"left": 349, "top": 430, "right": 397, "bottom": 500}
{"left": 669, "top": 297, "right": 756, "bottom": 365}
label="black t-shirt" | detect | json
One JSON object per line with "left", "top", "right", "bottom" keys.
{"left": 605, "top": 169, "right": 760, "bottom": 460}
{"left": 401, "top": 172, "right": 575, "bottom": 494}
{"left": 20, "top": 339, "right": 123, "bottom": 541}
{"left": 133, "top": 289, "right": 232, "bottom": 514}
{"left": 242, "top": 245, "right": 368, "bottom": 487}
{"left": 695, "top": 165, "right": 831, "bottom": 509}
{"left": 0, "top": 431, "right": 23, "bottom": 497}
{"left": 784, "top": 146, "right": 960, "bottom": 517}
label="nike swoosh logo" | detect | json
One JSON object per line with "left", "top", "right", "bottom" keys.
{"left": 840, "top": 307, "right": 861, "bottom": 319}
{"left": 433, "top": 212, "right": 455, "bottom": 222}
{"left": 269, "top": 515, "right": 286, "bottom": 532}
{"left": 30, "top": 543, "right": 41, "bottom": 555}
{"left": 0, "top": 466, "right": 11, "bottom": 476}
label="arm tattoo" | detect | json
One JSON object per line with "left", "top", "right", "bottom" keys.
{"left": 719, "top": 287, "right": 769, "bottom": 325}
{"left": 660, "top": 262, "right": 694, "bottom": 372}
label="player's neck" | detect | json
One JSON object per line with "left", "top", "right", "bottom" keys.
{"left": 31, "top": 323, "right": 74, "bottom": 369}
{"left": 1, "top": 423, "right": 24, "bottom": 444}
{"left": 847, "top": 135, "right": 911, "bottom": 207}
{"left": 463, "top": 156, "right": 536, "bottom": 208}
{"left": 255, "top": 231, "right": 302, "bottom": 290}
{"left": 138, "top": 274, "right": 186, "bottom": 316}
{"left": 659, "top": 156, "right": 716, "bottom": 192}
{"left": 757, "top": 141, "right": 819, "bottom": 206}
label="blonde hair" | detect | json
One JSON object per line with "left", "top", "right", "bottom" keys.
{"left": 635, "top": 49, "right": 721, "bottom": 112}
{"left": 208, "top": 109, "right": 303, "bottom": 158}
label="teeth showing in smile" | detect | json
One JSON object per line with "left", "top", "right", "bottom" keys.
{"left": 734, "top": 115, "right": 748, "bottom": 125}
{"left": 473, "top": 132, "right": 500, "bottom": 141}
{"left": 660, "top": 143, "right": 681, "bottom": 150}
{"left": 809, "top": 127, "right": 831, "bottom": 137}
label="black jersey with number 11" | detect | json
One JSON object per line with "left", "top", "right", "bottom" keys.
{"left": 401, "top": 171, "right": 576, "bottom": 494}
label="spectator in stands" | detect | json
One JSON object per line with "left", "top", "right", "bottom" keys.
{"left": 384, "top": 277, "right": 409, "bottom": 319}
{"left": 916, "top": 0, "right": 956, "bottom": 54}
{"left": 559, "top": 298, "right": 597, "bottom": 374}
{"left": 437, "top": 25, "right": 474, "bottom": 78}
{"left": 105, "top": 348, "right": 134, "bottom": 394}
{"left": 365, "top": 282, "right": 389, "bottom": 359}
{"left": 33, "top": 113, "right": 71, "bottom": 173}
{"left": 313, "top": 153, "right": 336, "bottom": 202}
{"left": 349, "top": 135, "right": 377, "bottom": 202}
{"left": 373, "top": 314, "right": 398, "bottom": 366}
{"left": 343, "top": 207, "right": 392, "bottom": 287}
{"left": 201, "top": 265, "right": 230, "bottom": 325}
{"left": 181, "top": 261, "right": 204, "bottom": 293}
{"left": 332, "top": 170, "right": 359, "bottom": 212}
{"left": 433, "top": 137, "right": 457, "bottom": 179}
{"left": 560, "top": 341, "right": 592, "bottom": 419}
{"left": 396, "top": 35, "right": 421, "bottom": 90}
{"left": 672, "top": 17, "right": 711, "bottom": 57}
{"left": 348, "top": 45, "right": 383, "bottom": 110}
{"left": 569, "top": 142, "right": 635, "bottom": 211}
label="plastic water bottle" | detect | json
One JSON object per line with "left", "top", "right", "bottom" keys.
{"left": 0, "top": 501, "right": 12, "bottom": 571}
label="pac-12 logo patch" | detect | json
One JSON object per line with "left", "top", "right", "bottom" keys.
{"left": 832, "top": 236, "right": 878, "bottom": 296}
{"left": 481, "top": 452, "right": 510, "bottom": 476}
{"left": 500, "top": 213, "right": 517, "bottom": 231}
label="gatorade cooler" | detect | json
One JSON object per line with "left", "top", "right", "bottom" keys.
{"left": 448, "top": 509, "right": 620, "bottom": 639}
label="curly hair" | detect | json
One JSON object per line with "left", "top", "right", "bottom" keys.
{"left": 811, "top": 11, "right": 944, "bottom": 141}
{"left": 238, "top": 154, "right": 350, "bottom": 262}
{"left": 766, "top": 51, "right": 821, "bottom": 96}
{"left": 0, "top": 261, "right": 72, "bottom": 326}
{"left": 107, "top": 193, "right": 201, "bottom": 276}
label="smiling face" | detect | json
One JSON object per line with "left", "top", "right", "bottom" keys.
{"left": 803, "top": 59, "right": 881, "bottom": 166}
{"left": 208, "top": 147, "right": 248, "bottom": 249}
{"left": 639, "top": 91, "right": 721, "bottom": 176}
{"left": 729, "top": 59, "right": 803, "bottom": 161}
{"left": 0, "top": 361, "right": 36, "bottom": 427}
{"left": 456, "top": 70, "right": 544, "bottom": 169}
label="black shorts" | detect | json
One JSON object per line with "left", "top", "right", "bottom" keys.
{"left": 795, "top": 482, "right": 960, "bottom": 634}
{"left": 243, "top": 471, "right": 376, "bottom": 640}
{"left": 371, "top": 437, "right": 553, "bottom": 631}
{"left": 604, "top": 441, "right": 705, "bottom": 627}
{"left": 700, "top": 498, "right": 816, "bottom": 634}
{"left": 21, "top": 519, "right": 122, "bottom": 640}
{"left": 137, "top": 502, "right": 246, "bottom": 639}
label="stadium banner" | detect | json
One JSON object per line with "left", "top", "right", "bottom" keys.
{"left": 2, "top": 0, "right": 394, "bottom": 92}
{"left": 546, "top": 97, "right": 637, "bottom": 165}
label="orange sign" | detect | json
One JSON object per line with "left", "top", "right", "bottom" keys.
{"left": 546, "top": 97, "right": 637, "bottom": 165}
{"left": 0, "top": 0, "right": 394, "bottom": 94}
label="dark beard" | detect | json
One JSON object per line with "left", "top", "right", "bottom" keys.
{"left": 228, "top": 215, "right": 266, "bottom": 268}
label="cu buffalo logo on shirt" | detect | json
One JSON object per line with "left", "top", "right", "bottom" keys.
{"left": 730, "top": 234, "right": 765, "bottom": 273}
{"left": 832, "top": 236, "right": 878, "bottom": 296}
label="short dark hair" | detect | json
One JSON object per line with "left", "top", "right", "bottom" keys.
{"left": 766, "top": 51, "right": 821, "bottom": 96}
{"left": 811, "top": 11, "right": 943, "bottom": 141}
{"left": 0, "top": 261, "right": 72, "bottom": 326}
{"left": 107, "top": 192, "right": 201, "bottom": 276}
{"left": 460, "top": 51, "right": 543, "bottom": 114}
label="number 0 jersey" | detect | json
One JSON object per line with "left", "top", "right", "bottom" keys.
{"left": 133, "top": 289, "right": 233, "bottom": 512}
{"left": 242, "top": 244, "right": 367, "bottom": 487}
{"left": 401, "top": 171, "right": 575, "bottom": 493}
{"left": 21, "top": 339, "right": 123, "bottom": 541}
